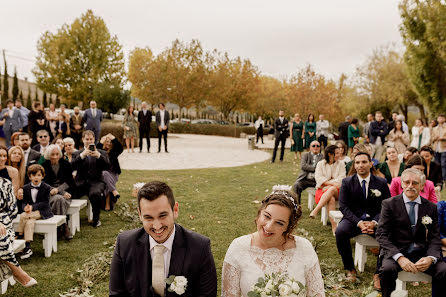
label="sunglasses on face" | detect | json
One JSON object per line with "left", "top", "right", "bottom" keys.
{"left": 311, "top": 145, "right": 320, "bottom": 148}
{"left": 39, "top": 135, "right": 48, "bottom": 138}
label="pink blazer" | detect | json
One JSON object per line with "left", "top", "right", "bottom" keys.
{"left": 389, "top": 177, "right": 438, "bottom": 203}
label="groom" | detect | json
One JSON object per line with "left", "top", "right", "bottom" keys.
{"left": 109, "top": 181, "right": 217, "bottom": 297}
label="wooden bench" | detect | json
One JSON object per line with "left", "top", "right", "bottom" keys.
{"left": 353, "top": 234, "right": 379, "bottom": 272}
{"left": 329, "top": 210, "right": 343, "bottom": 227}
{"left": 307, "top": 187, "right": 316, "bottom": 211}
{"left": 12, "top": 215, "right": 66, "bottom": 258}
{"left": 321, "top": 201, "right": 339, "bottom": 226}
{"left": 67, "top": 199, "right": 88, "bottom": 236}
{"left": 0, "top": 240, "right": 26, "bottom": 294}
{"left": 393, "top": 271, "right": 432, "bottom": 296}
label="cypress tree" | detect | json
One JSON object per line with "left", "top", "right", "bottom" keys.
{"left": 55, "top": 95, "right": 61, "bottom": 107}
{"left": 12, "top": 68, "right": 19, "bottom": 101}
{"left": 3, "top": 50, "right": 9, "bottom": 100}
{"left": 35, "top": 88, "right": 39, "bottom": 103}
{"left": 43, "top": 92, "right": 48, "bottom": 107}
{"left": 19, "top": 91, "right": 23, "bottom": 100}
{"left": 26, "top": 86, "right": 32, "bottom": 110}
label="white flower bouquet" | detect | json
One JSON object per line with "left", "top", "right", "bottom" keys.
{"left": 247, "top": 272, "right": 305, "bottom": 297}
{"left": 165, "top": 275, "right": 187, "bottom": 295}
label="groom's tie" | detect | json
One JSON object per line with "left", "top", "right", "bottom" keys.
{"left": 408, "top": 201, "right": 416, "bottom": 227}
{"left": 152, "top": 245, "right": 166, "bottom": 297}
{"left": 361, "top": 180, "right": 367, "bottom": 200}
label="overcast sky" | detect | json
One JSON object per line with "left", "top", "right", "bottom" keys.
{"left": 1, "top": 0, "right": 403, "bottom": 83}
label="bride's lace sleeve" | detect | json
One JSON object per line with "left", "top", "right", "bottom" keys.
{"left": 305, "top": 260, "right": 325, "bottom": 297}
{"left": 221, "top": 261, "right": 241, "bottom": 297}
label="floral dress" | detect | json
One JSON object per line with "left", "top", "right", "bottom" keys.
{"left": 0, "top": 177, "right": 19, "bottom": 266}
{"left": 123, "top": 112, "right": 138, "bottom": 139}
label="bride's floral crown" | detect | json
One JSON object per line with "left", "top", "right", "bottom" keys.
{"left": 270, "top": 185, "right": 298, "bottom": 211}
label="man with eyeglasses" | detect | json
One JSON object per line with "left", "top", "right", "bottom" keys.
{"left": 32, "top": 130, "right": 50, "bottom": 155}
{"left": 292, "top": 140, "right": 323, "bottom": 205}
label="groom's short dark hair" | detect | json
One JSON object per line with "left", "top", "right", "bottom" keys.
{"left": 137, "top": 181, "right": 175, "bottom": 209}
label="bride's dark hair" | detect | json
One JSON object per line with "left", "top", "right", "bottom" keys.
{"left": 256, "top": 191, "right": 302, "bottom": 238}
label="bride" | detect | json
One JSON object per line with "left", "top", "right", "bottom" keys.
{"left": 221, "top": 186, "right": 325, "bottom": 297}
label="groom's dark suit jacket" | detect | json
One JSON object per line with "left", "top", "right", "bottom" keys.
{"left": 109, "top": 224, "right": 217, "bottom": 297}
{"left": 339, "top": 174, "right": 390, "bottom": 225}
{"left": 376, "top": 194, "right": 442, "bottom": 260}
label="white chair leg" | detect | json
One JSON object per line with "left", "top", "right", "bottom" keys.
{"left": 1, "top": 279, "right": 8, "bottom": 294}
{"left": 87, "top": 201, "right": 93, "bottom": 222}
{"left": 321, "top": 206, "right": 328, "bottom": 226}
{"left": 359, "top": 244, "right": 367, "bottom": 272}
{"left": 308, "top": 193, "right": 315, "bottom": 211}
{"left": 8, "top": 277, "right": 15, "bottom": 286}
{"left": 52, "top": 228, "right": 58, "bottom": 253}
{"left": 43, "top": 233, "right": 52, "bottom": 258}
{"left": 395, "top": 279, "right": 406, "bottom": 290}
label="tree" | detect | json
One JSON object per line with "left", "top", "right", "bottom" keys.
{"left": 55, "top": 95, "right": 61, "bottom": 107}
{"left": 35, "top": 89, "right": 39, "bottom": 103}
{"left": 250, "top": 76, "right": 287, "bottom": 120}
{"left": 12, "top": 68, "right": 19, "bottom": 101}
{"left": 93, "top": 82, "right": 130, "bottom": 114}
{"left": 399, "top": 0, "right": 446, "bottom": 113}
{"left": 27, "top": 85, "right": 32, "bottom": 109}
{"left": 3, "top": 50, "right": 9, "bottom": 100}
{"left": 43, "top": 92, "right": 48, "bottom": 107}
{"left": 33, "top": 9, "right": 126, "bottom": 106}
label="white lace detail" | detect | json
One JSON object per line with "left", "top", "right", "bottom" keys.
{"left": 221, "top": 234, "right": 325, "bottom": 297}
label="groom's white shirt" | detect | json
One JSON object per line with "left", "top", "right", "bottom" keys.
{"left": 149, "top": 225, "right": 176, "bottom": 278}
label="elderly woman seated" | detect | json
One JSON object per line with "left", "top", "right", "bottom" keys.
{"left": 96, "top": 133, "right": 123, "bottom": 211}
{"left": 41, "top": 144, "right": 75, "bottom": 239}
{"left": 63, "top": 137, "right": 77, "bottom": 163}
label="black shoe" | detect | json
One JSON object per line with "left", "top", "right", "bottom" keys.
{"left": 158, "top": 150, "right": 161, "bottom": 153}
{"left": 20, "top": 248, "right": 33, "bottom": 259}
{"left": 139, "top": 150, "right": 142, "bottom": 153}
{"left": 165, "top": 150, "right": 169, "bottom": 153}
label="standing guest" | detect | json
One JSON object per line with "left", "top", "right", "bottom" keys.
{"left": 377, "top": 146, "right": 406, "bottom": 185}
{"left": 55, "top": 113, "right": 68, "bottom": 139}
{"left": 401, "top": 146, "right": 418, "bottom": 164}
{"left": 15, "top": 99, "right": 29, "bottom": 133}
{"left": 390, "top": 155, "right": 438, "bottom": 203}
{"left": 432, "top": 113, "right": 446, "bottom": 183}
{"left": 271, "top": 110, "right": 289, "bottom": 163}
{"left": 109, "top": 181, "right": 217, "bottom": 297}
{"left": 376, "top": 168, "right": 446, "bottom": 297}
{"left": 347, "top": 118, "right": 360, "bottom": 154}
{"left": 335, "top": 140, "right": 351, "bottom": 164}
{"left": 53, "top": 137, "right": 65, "bottom": 152}
{"left": 316, "top": 114, "right": 330, "bottom": 150}
{"left": 370, "top": 111, "right": 389, "bottom": 162}
{"left": 28, "top": 102, "right": 49, "bottom": 146}
{"left": 83, "top": 100, "right": 103, "bottom": 144}
{"left": 0, "top": 146, "right": 19, "bottom": 197}
{"left": 137, "top": 102, "right": 152, "bottom": 153}
{"left": 0, "top": 105, "right": 5, "bottom": 147}
{"left": 97, "top": 133, "right": 123, "bottom": 211}
{"left": 363, "top": 113, "right": 374, "bottom": 143}
{"left": 10, "top": 132, "right": 21, "bottom": 148}
{"left": 8, "top": 146, "right": 26, "bottom": 190}
{"left": 221, "top": 187, "right": 325, "bottom": 297}
{"left": 388, "top": 120, "right": 410, "bottom": 155}
{"left": 411, "top": 118, "right": 431, "bottom": 150}
{"left": 310, "top": 145, "right": 346, "bottom": 234}
{"left": 420, "top": 146, "right": 444, "bottom": 195}
{"left": 397, "top": 114, "right": 409, "bottom": 134}
{"left": 292, "top": 140, "right": 323, "bottom": 205}
{"left": 46, "top": 103, "right": 58, "bottom": 138}
{"left": 336, "top": 152, "right": 390, "bottom": 287}
{"left": 388, "top": 112, "right": 398, "bottom": 132}
{"left": 58, "top": 104, "right": 70, "bottom": 136}
{"left": 304, "top": 114, "right": 317, "bottom": 150}
{"left": 254, "top": 115, "right": 264, "bottom": 144}
{"left": 290, "top": 113, "right": 304, "bottom": 159}
{"left": 365, "top": 143, "right": 379, "bottom": 166}
{"left": 155, "top": 103, "right": 170, "bottom": 153}
{"left": 1, "top": 100, "right": 23, "bottom": 147}
{"left": 69, "top": 106, "right": 84, "bottom": 149}
{"left": 32, "top": 130, "right": 50, "bottom": 156}
{"left": 430, "top": 119, "right": 438, "bottom": 139}
{"left": 338, "top": 115, "right": 351, "bottom": 147}
{"left": 123, "top": 105, "right": 138, "bottom": 153}
{"left": 41, "top": 144, "right": 74, "bottom": 239}
{"left": 72, "top": 130, "right": 110, "bottom": 227}
{"left": 16, "top": 164, "right": 53, "bottom": 259}
{"left": 18, "top": 133, "right": 40, "bottom": 169}
{"left": 63, "top": 137, "right": 77, "bottom": 163}
{"left": 0, "top": 177, "right": 37, "bottom": 287}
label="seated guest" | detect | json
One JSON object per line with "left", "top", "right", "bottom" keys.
{"left": 400, "top": 146, "right": 418, "bottom": 163}
{"left": 292, "top": 140, "right": 323, "bottom": 205}
{"left": 97, "top": 133, "right": 123, "bottom": 211}
{"left": 18, "top": 133, "right": 40, "bottom": 168}
{"left": 32, "top": 130, "right": 50, "bottom": 155}
{"left": 0, "top": 146, "right": 20, "bottom": 196}
{"left": 63, "top": 137, "right": 76, "bottom": 163}
{"left": 365, "top": 144, "right": 379, "bottom": 166}
{"left": 72, "top": 130, "right": 110, "bottom": 227}
{"left": 345, "top": 143, "right": 368, "bottom": 174}
{"left": 390, "top": 155, "right": 438, "bottom": 203}
{"left": 52, "top": 137, "right": 64, "bottom": 152}
{"left": 8, "top": 146, "right": 25, "bottom": 190}
{"left": 377, "top": 146, "right": 405, "bottom": 185}
{"left": 335, "top": 140, "right": 351, "bottom": 164}
{"left": 10, "top": 132, "right": 21, "bottom": 148}
{"left": 16, "top": 164, "right": 53, "bottom": 259}
{"left": 336, "top": 152, "right": 390, "bottom": 288}
{"left": 310, "top": 145, "right": 346, "bottom": 234}
{"left": 376, "top": 168, "right": 446, "bottom": 297}
{"left": 420, "top": 146, "right": 443, "bottom": 193}
{"left": 437, "top": 200, "right": 446, "bottom": 260}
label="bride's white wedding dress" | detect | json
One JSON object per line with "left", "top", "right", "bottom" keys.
{"left": 222, "top": 234, "right": 325, "bottom": 297}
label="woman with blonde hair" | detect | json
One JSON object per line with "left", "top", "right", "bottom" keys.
{"left": 7, "top": 146, "right": 25, "bottom": 189}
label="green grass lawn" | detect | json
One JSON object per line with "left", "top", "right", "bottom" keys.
{"left": 7, "top": 151, "right": 442, "bottom": 296}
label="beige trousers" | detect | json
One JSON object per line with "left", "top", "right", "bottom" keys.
{"left": 17, "top": 211, "right": 41, "bottom": 242}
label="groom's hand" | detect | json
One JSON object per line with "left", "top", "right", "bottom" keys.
{"left": 397, "top": 256, "right": 418, "bottom": 273}
{"left": 414, "top": 257, "right": 433, "bottom": 272}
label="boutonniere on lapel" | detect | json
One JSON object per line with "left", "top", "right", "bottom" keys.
{"left": 165, "top": 275, "right": 187, "bottom": 295}
{"left": 369, "top": 189, "right": 381, "bottom": 198}
{"left": 422, "top": 215, "right": 433, "bottom": 241}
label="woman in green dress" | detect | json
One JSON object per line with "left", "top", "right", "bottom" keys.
{"left": 123, "top": 105, "right": 138, "bottom": 153}
{"left": 376, "top": 146, "right": 405, "bottom": 185}
{"left": 304, "top": 114, "right": 317, "bottom": 150}
{"left": 290, "top": 113, "right": 304, "bottom": 159}
{"left": 347, "top": 118, "right": 360, "bottom": 154}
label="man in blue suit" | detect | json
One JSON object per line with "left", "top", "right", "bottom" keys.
{"left": 2, "top": 99, "right": 23, "bottom": 147}
{"left": 335, "top": 152, "right": 390, "bottom": 288}
{"left": 83, "top": 100, "right": 103, "bottom": 144}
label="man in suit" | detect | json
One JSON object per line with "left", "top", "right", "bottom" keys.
{"left": 292, "top": 140, "right": 323, "bottom": 205}
{"left": 138, "top": 101, "right": 152, "bottom": 153}
{"left": 83, "top": 101, "right": 103, "bottom": 144}
{"left": 15, "top": 99, "right": 29, "bottom": 133}
{"left": 336, "top": 152, "right": 390, "bottom": 287}
{"left": 369, "top": 111, "right": 388, "bottom": 162}
{"left": 432, "top": 113, "right": 446, "bottom": 183}
{"left": 2, "top": 99, "right": 23, "bottom": 147}
{"left": 109, "top": 181, "right": 217, "bottom": 297}
{"left": 18, "top": 132, "right": 41, "bottom": 184}
{"left": 155, "top": 103, "right": 170, "bottom": 153}
{"left": 72, "top": 130, "right": 110, "bottom": 227}
{"left": 338, "top": 115, "right": 351, "bottom": 146}
{"left": 70, "top": 106, "right": 84, "bottom": 149}
{"left": 376, "top": 168, "right": 446, "bottom": 297}
{"left": 32, "top": 130, "right": 50, "bottom": 155}
{"left": 271, "top": 110, "right": 289, "bottom": 163}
